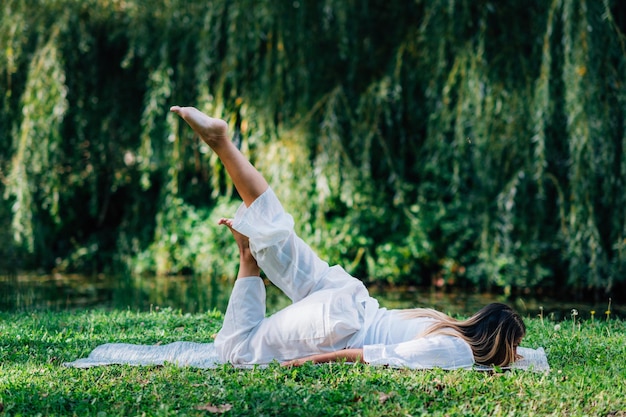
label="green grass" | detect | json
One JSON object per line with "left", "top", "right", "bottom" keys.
{"left": 1, "top": 308, "right": 625, "bottom": 416}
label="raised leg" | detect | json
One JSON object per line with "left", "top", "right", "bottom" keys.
{"left": 171, "top": 105, "right": 363, "bottom": 302}
{"left": 170, "top": 106, "right": 268, "bottom": 207}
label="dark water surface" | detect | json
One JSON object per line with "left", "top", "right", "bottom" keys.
{"left": 0, "top": 273, "right": 621, "bottom": 320}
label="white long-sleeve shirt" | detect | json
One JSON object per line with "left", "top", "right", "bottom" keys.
{"left": 362, "top": 309, "right": 474, "bottom": 369}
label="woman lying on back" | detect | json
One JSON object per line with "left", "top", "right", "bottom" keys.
{"left": 170, "top": 105, "right": 526, "bottom": 369}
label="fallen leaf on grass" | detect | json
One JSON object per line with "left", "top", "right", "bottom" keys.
{"left": 378, "top": 392, "right": 393, "bottom": 404}
{"left": 195, "top": 403, "right": 233, "bottom": 413}
{"left": 432, "top": 378, "right": 445, "bottom": 391}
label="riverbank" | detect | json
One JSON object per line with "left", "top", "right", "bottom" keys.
{"left": 1, "top": 308, "right": 624, "bottom": 416}
{"left": 3, "top": 273, "right": 621, "bottom": 320}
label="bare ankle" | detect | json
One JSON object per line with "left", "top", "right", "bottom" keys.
{"left": 238, "top": 251, "right": 260, "bottom": 278}
{"left": 201, "top": 135, "right": 231, "bottom": 152}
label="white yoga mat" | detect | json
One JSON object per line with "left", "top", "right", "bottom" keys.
{"left": 64, "top": 342, "right": 549, "bottom": 372}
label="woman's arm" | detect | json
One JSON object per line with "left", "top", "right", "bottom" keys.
{"left": 281, "top": 349, "right": 365, "bottom": 367}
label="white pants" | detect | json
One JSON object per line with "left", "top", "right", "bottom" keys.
{"left": 214, "top": 188, "right": 379, "bottom": 364}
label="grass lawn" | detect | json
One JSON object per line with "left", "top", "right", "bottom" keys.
{"left": 1, "top": 307, "right": 625, "bottom": 416}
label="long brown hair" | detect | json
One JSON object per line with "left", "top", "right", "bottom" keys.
{"left": 403, "top": 303, "right": 526, "bottom": 366}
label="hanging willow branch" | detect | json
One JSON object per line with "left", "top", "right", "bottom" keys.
{"left": 5, "top": 22, "right": 68, "bottom": 250}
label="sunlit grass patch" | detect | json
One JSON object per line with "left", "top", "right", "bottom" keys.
{"left": 1, "top": 308, "right": 625, "bottom": 416}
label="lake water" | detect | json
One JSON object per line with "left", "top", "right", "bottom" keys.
{"left": 0, "top": 273, "right": 620, "bottom": 320}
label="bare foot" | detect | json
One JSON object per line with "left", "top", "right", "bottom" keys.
{"left": 218, "top": 218, "right": 250, "bottom": 251}
{"left": 170, "top": 106, "right": 229, "bottom": 148}
{"left": 218, "top": 218, "right": 260, "bottom": 278}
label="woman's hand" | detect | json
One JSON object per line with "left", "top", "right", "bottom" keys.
{"left": 281, "top": 349, "right": 365, "bottom": 367}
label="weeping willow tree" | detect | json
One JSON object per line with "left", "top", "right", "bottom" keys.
{"left": 1, "top": 0, "right": 624, "bottom": 298}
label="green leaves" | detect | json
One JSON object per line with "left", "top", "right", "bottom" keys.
{"left": 5, "top": 21, "right": 68, "bottom": 251}
{"left": 1, "top": 0, "right": 625, "bottom": 294}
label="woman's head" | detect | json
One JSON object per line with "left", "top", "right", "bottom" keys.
{"left": 405, "top": 302, "right": 526, "bottom": 367}
{"left": 460, "top": 303, "right": 526, "bottom": 367}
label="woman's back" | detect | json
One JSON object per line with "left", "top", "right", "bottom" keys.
{"left": 363, "top": 309, "right": 437, "bottom": 345}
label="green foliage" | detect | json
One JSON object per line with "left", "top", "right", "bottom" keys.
{"left": 0, "top": 0, "right": 625, "bottom": 297}
{"left": 3, "top": 16, "right": 68, "bottom": 252}
{"left": 1, "top": 309, "right": 625, "bottom": 416}
{"left": 130, "top": 195, "right": 241, "bottom": 276}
